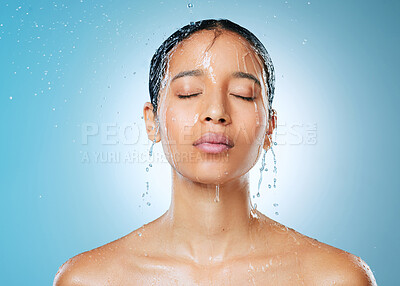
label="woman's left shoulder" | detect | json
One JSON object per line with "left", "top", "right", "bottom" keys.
{"left": 299, "top": 237, "right": 377, "bottom": 285}
{"left": 261, "top": 217, "right": 377, "bottom": 285}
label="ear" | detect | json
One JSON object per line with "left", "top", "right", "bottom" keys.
{"left": 263, "top": 109, "right": 277, "bottom": 150}
{"left": 143, "top": 102, "right": 161, "bottom": 143}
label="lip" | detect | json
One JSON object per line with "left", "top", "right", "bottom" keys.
{"left": 193, "top": 132, "right": 234, "bottom": 154}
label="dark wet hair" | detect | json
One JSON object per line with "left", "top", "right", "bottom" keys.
{"left": 149, "top": 18, "right": 275, "bottom": 117}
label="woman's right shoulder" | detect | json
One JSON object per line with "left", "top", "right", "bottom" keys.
{"left": 53, "top": 250, "right": 97, "bottom": 286}
{"left": 53, "top": 232, "right": 145, "bottom": 286}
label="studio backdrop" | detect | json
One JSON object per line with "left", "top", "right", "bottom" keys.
{"left": 0, "top": 0, "right": 399, "bottom": 285}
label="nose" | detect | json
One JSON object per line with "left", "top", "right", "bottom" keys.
{"left": 200, "top": 94, "right": 231, "bottom": 125}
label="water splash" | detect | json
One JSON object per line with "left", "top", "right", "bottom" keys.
{"left": 144, "top": 122, "right": 160, "bottom": 207}
{"left": 271, "top": 145, "right": 277, "bottom": 188}
{"left": 148, "top": 122, "right": 160, "bottom": 157}
{"left": 256, "top": 149, "right": 267, "bottom": 197}
{"left": 270, "top": 143, "right": 279, "bottom": 215}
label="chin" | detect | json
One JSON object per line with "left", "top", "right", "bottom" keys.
{"left": 179, "top": 161, "right": 248, "bottom": 185}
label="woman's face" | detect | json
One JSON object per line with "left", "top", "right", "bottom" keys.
{"left": 149, "top": 30, "right": 275, "bottom": 185}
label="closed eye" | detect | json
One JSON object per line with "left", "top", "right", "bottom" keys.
{"left": 232, "top": 94, "right": 255, "bottom": 101}
{"left": 177, "top": 93, "right": 201, "bottom": 99}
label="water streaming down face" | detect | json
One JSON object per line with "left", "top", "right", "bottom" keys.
{"left": 214, "top": 184, "right": 220, "bottom": 202}
{"left": 150, "top": 32, "right": 275, "bottom": 213}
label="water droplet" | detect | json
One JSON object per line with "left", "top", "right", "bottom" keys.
{"left": 149, "top": 163, "right": 152, "bottom": 167}
{"left": 9, "top": 96, "right": 13, "bottom": 100}
{"left": 274, "top": 141, "right": 277, "bottom": 146}
{"left": 146, "top": 167, "right": 149, "bottom": 172}
{"left": 187, "top": 3, "right": 193, "bottom": 8}
{"left": 257, "top": 192, "right": 260, "bottom": 197}
{"left": 138, "top": 232, "right": 142, "bottom": 236}
{"left": 275, "top": 211, "right": 279, "bottom": 215}
{"left": 147, "top": 202, "right": 151, "bottom": 206}
{"left": 273, "top": 203, "right": 279, "bottom": 207}
{"left": 268, "top": 184, "right": 271, "bottom": 188}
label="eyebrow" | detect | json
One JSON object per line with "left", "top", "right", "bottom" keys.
{"left": 170, "top": 69, "right": 261, "bottom": 86}
{"left": 171, "top": 69, "right": 204, "bottom": 82}
{"left": 231, "top": 71, "right": 261, "bottom": 86}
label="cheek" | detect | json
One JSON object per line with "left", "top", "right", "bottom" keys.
{"left": 165, "top": 107, "right": 197, "bottom": 145}
{"left": 232, "top": 103, "right": 267, "bottom": 145}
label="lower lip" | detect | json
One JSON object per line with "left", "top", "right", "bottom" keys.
{"left": 194, "top": 143, "right": 231, "bottom": 154}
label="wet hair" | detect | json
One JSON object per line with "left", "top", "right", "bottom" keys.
{"left": 149, "top": 18, "right": 275, "bottom": 117}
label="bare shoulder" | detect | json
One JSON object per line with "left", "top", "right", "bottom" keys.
{"left": 53, "top": 231, "right": 145, "bottom": 286}
{"left": 53, "top": 250, "right": 97, "bottom": 286}
{"left": 260, "top": 217, "right": 377, "bottom": 285}
{"left": 295, "top": 231, "right": 377, "bottom": 285}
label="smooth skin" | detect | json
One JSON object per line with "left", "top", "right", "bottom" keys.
{"left": 54, "top": 30, "right": 377, "bottom": 285}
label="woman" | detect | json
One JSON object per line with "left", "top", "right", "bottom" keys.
{"left": 54, "top": 19, "right": 377, "bottom": 285}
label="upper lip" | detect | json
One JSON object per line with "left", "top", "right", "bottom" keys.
{"left": 193, "top": 132, "right": 234, "bottom": 147}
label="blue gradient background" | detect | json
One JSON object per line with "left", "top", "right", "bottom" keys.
{"left": 1, "top": 0, "right": 399, "bottom": 285}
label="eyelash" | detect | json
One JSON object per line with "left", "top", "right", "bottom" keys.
{"left": 232, "top": 94, "right": 255, "bottom": 101}
{"left": 177, "top": 93, "right": 255, "bottom": 101}
{"left": 177, "top": 93, "right": 201, "bottom": 99}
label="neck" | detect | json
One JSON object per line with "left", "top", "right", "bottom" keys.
{"left": 161, "top": 169, "right": 258, "bottom": 265}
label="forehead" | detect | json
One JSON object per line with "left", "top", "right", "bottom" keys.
{"left": 166, "top": 30, "right": 264, "bottom": 78}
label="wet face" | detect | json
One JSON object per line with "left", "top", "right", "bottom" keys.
{"left": 145, "top": 30, "right": 276, "bottom": 185}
